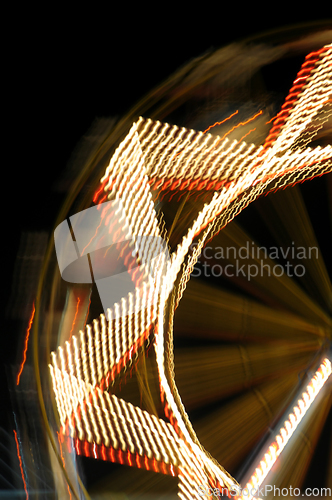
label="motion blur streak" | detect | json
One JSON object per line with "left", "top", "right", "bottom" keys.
{"left": 69, "top": 297, "right": 81, "bottom": 340}
{"left": 202, "top": 110, "right": 239, "bottom": 134}
{"left": 13, "top": 429, "right": 29, "bottom": 499}
{"left": 218, "top": 110, "right": 263, "bottom": 142}
{"left": 50, "top": 44, "right": 332, "bottom": 499}
{"left": 16, "top": 302, "right": 35, "bottom": 385}
{"left": 242, "top": 359, "right": 332, "bottom": 500}
{"left": 57, "top": 432, "right": 72, "bottom": 500}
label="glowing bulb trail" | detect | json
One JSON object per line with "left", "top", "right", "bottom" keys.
{"left": 50, "top": 44, "right": 332, "bottom": 499}
{"left": 241, "top": 359, "right": 332, "bottom": 500}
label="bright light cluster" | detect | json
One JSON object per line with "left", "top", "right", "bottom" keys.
{"left": 241, "top": 359, "right": 332, "bottom": 500}
{"left": 50, "top": 45, "right": 332, "bottom": 499}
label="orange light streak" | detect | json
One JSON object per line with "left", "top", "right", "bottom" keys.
{"left": 14, "top": 429, "right": 29, "bottom": 499}
{"left": 238, "top": 128, "right": 257, "bottom": 144}
{"left": 17, "top": 303, "right": 35, "bottom": 385}
{"left": 97, "top": 194, "right": 108, "bottom": 206}
{"left": 265, "top": 115, "right": 277, "bottom": 125}
{"left": 202, "top": 110, "right": 239, "bottom": 134}
{"left": 219, "top": 110, "right": 263, "bottom": 141}
{"left": 93, "top": 179, "right": 108, "bottom": 203}
{"left": 69, "top": 297, "right": 81, "bottom": 340}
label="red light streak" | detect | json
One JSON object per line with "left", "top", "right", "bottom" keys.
{"left": 17, "top": 303, "right": 35, "bottom": 385}
{"left": 96, "top": 194, "right": 108, "bottom": 207}
{"left": 13, "top": 430, "right": 29, "bottom": 499}
{"left": 153, "top": 458, "right": 158, "bottom": 473}
{"left": 93, "top": 179, "right": 108, "bottom": 203}
{"left": 262, "top": 45, "right": 330, "bottom": 153}
{"left": 293, "top": 75, "right": 309, "bottom": 84}
{"left": 266, "top": 99, "right": 331, "bottom": 128}
{"left": 75, "top": 438, "right": 80, "bottom": 455}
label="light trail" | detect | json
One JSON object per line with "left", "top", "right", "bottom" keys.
{"left": 202, "top": 110, "right": 239, "bottom": 134}
{"left": 240, "top": 358, "right": 332, "bottom": 500}
{"left": 237, "top": 127, "right": 257, "bottom": 144}
{"left": 57, "top": 432, "right": 72, "bottom": 500}
{"left": 14, "top": 429, "right": 29, "bottom": 499}
{"left": 93, "top": 179, "right": 108, "bottom": 203}
{"left": 17, "top": 303, "right": 35, "bottom": 385}
{"left": 218, "top": 110, "right": 263, "bottom": 142}
{"left": 69, "top": 297, "right": 81, "bottom": 340}
{"left": 50, "top": 43, "right": 332, "bottom": 499}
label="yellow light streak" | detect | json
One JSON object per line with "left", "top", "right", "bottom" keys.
{"left": 241, "top": 358, "right": 332, "bottom": 500}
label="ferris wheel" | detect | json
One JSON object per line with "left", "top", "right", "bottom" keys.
{"left": 31, "top": 26, "right": 331, "bottom": 500}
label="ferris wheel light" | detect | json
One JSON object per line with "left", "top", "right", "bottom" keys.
{"left": 49, "top": 44, "right": 332, "bottom": 500}
{"left": 240, "top": 358, "right": 332, "bottom": 500}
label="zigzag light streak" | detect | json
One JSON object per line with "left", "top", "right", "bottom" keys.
{"left": 241, "top": 359, "right": 332, "bottom": 500}
{"left": 50, "top": 45, "right": 332, "bottom": 498}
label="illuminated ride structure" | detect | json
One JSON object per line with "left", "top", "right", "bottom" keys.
{"left": 43, "top": 44, "right": 332, "bottom": 499}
